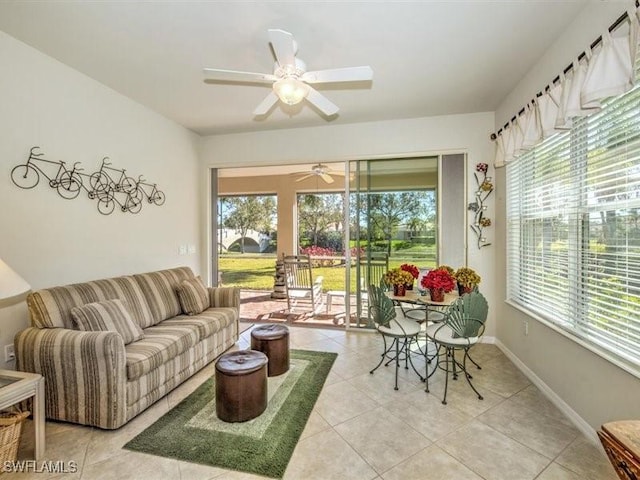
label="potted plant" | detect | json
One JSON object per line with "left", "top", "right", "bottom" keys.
{"left": 454, "top": 267, "right": 481, "bottom": 295}
{"left": 400, "top": 263, "right": 419, "bottom": 289}
{"left": 437, "top": 264, "right": 455, "bottom": 276}
{"left": 384, "top": 268, "right": 415, "bottom": 297}
{"left": 420, "top": 268, "right": 456, "bottom": 302}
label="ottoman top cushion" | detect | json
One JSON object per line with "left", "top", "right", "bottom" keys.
{"left": 216, "top": 350, "right": 268, "bottom": 375}
{"left": 251, "top": 324, "right": 289, "bottom": 340}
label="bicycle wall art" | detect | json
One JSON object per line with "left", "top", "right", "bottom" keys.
{"left": 11, "top": 146, "right": 166, "bottom": 215}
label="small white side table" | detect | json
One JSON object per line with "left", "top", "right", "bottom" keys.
{"left": 0, "top": 370, "right": 45, "bottom": 460}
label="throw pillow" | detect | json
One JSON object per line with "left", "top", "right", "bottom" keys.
{"left": 71, "top": 299, "right": 144, "bottom": 345}
{"left": 176, "top": 276, "right": 209, "bottom": 316}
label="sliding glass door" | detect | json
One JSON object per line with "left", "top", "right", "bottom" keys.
{"left": 210, "top": 155, "right": 465, "bottom": 329}
{"left": 348, "top": 157, "right": 439, "bottom": 328}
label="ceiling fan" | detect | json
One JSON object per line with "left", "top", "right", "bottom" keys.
{"left": 203, "top": 29, "right": 373, "bottom": 117}
{"left": 293, "top": 164, "right": 346, "bottom": 184}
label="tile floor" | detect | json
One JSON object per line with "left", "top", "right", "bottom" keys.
{"left": 13, "top": 325, "right": 617, "bottom": 480}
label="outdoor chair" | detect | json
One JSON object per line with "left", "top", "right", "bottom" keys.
{"left": 360, "top": 253, "right": 389, "bottom": 288}
{"left": 368, "top": 284, "right": 423, "bottom": 390}
{"left": 358, "top": 253, "right": 389, "bottom": 323}
{"left": 325, "top": 252, "right": 388, "bottom": 319}
{"left": 425, "top": 291, "right": 488, "bottom": 404}
{"left": 283, "top": 254, "right": 324, "bottom": 314}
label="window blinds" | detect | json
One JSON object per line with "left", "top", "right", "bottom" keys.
{"left": 507, "top": 84, "right": 640, "bottom": 367}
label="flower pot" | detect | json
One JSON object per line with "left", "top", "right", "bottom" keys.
{"left": 458, "top": 283, "right": 474, "bottom": 296}
{"left": 405, "top": 282, "right": 414, "bottom": 290}
{"left": 393, "top": 284, "right": 406, "bottom": 297}
{"left": 429, "top": 288, "right": 445, "bottom": 302}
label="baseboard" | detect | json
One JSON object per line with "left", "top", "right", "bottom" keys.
{"left": 494, "top": 339, "right": 599, "bottom": 445}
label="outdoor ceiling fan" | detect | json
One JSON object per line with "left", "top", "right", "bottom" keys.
{"left": 292, "top": 164, "right": 345, "bottom": 184}
{"left": 203, "top": 29, "right": 373, "bottom": 117}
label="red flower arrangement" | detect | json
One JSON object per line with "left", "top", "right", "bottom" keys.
{"left": 420, "top": 268, "right": 456, "bottom": 292}
{"left": 400, "top": 263, "right": 419, "bottom": 279}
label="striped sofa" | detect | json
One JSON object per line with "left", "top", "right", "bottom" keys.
{"left": 14, "top": 267, "right": 239, "bottom": 429}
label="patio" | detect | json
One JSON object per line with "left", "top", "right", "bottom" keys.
{"left": 239, "top": 289, "right": 361, "bottom": 328}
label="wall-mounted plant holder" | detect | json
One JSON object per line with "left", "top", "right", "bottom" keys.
{"left": 468, "top": 162, "right": 493, "bottom": 249}
{"left": 11, "top": 146, "right": 165, "bottom": 216}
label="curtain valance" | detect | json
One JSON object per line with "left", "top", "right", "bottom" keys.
{"left": 494, "top": 4, "right": 640, "bottom": 168}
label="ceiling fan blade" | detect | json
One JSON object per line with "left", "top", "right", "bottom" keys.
{"left": 327, "top": 170, "right": 346, "bottom": 176}
{"left": 203, "top": 68, "right": 276, "bottom": 84}
{"left": 305, "top": 87, "right": 339, "bottom": 116}
{"left": 268, "top": 29, "right": 296, "bottom": 67}
{"left": 295, "top": 173, "right": 314, "bottom": 182}
{"left": 253, "top": 91, "right": 279, "bottom": 116}
{"left": 302, "top": 66, "right": 373, "bottom": 84}
{"left": 320, "top": 173, "right": 335, "bottom": 184}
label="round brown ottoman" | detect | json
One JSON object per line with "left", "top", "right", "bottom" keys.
{"left": 215, "top": 350, "right": 268, "bottom": 422}
{"left": 251, "top": 324, "right": 290, "bottom": 377}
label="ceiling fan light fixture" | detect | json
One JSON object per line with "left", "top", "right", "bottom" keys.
{"left": 273, "top": 77, "right": 309, "bottom": 105}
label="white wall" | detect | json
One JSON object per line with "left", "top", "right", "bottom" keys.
{"left": 200, "top": 111, "right": 498, "bottom": 336}
{"left": 0, "top": 31, "right": 203, "bottom": 369}
{"left": 494, "top": 2, "right": 640, "bottom": 432}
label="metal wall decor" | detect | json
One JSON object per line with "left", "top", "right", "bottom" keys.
{"left": 468, "top": 162, "right": 493, "bottom": 249}
{"left": 11, "top": 146, "right": 165, "bottom": 215}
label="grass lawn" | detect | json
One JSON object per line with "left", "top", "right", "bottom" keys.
{"left": 219, "top": 255, "right": 437, "bottom": 292}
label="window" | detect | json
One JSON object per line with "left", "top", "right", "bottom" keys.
{"left": 507, "top": 85, "right": 640, "bottom": 369}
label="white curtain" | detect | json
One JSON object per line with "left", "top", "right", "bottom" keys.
{"left": 494, "top": 5, "right": 640, "bottom": 168}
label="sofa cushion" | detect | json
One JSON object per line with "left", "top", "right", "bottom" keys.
{"left": 209, "top": 287, "right": 241, "bottom": 308}
{"left": 28, "top": 276, "right": 154, "bottom": 329}
{"left": 133, "top": 267, "right": 194, "bottom": 324}
{"left": 71, "top": 299, "right": 144, "bottom": 345}
{"left": 176, "top": 276, "right": 209, "bottom": 316}
{"left": 160, "top": 307, "right": 238, "bottom": 341}
{"left": 124, "top": 324, "right": 199, "bottom": 380}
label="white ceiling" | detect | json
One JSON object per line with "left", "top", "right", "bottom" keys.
{"left": 0, "top": 1, "right": 588, "bottom": 136}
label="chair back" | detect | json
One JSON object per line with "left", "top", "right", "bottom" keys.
{"left": 367, "top": 284, "right": 396, "bottom": 328}
{"left": 359, "top": 253, "right": 389, "bottom": 293}
{"left": 283, "top": 255, "right": 314, "bottom": 290}
{"left": 359, "top": 253, "right": 389, "bottom": 290}
{"left": 446, "top": 291, "right": 488, "bottom": 338}
{"left": 463, "top": 290, "right": 488, "bottom": 323}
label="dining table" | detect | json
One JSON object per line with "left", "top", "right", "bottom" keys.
{"left": 385, "top": 289, "right": 459, "bottom": 379}
{"left": 386, "top": 289, "right": 458, "bottom": 322}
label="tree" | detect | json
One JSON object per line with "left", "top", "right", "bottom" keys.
{"left": 298, "top": 194, "right": 343, "bottom": 247}
{"left": 366, "top": 191, "right": 430, "bottom": 257}
{"left": 221, "top": 196, "right": 276, "bottom": 253}
{"left": 406, "top": 193, "right": 436, "bottom": 236}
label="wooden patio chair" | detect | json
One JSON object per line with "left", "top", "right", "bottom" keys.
{"left": 359, "top": 253, "right": 389, "bottom": 322}
{"left": 283, "top": 255, "right": 324, "bottom": 314}
{"left": 325, "top": 252, "right": 389, "bottom": 317}
{"left": 360, "top": 253, "right": 389, "bottom": 289}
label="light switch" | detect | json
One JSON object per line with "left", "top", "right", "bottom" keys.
{"left": 179, "top": 245, "right": 187, "bottom": 255}
{"left": 188, "top": 245, "right": 196, "bottom": 254}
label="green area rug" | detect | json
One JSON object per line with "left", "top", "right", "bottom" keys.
{"left": 124, "top": 349, "right": 337, "bottom": 478}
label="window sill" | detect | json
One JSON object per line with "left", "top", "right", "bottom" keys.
{"left": 505, "top": 299, "right": 640, "bottom": 380}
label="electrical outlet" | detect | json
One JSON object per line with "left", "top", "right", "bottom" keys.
{"left": 4, "top": 345, "right": 15, "bottom": 362}
{"left": 524, "top": 321, "right": 529, "bottom": 336}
